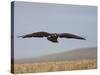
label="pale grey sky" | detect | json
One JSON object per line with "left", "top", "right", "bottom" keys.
{"left": 13, "top": 1, "right": 97, "bottom": 59}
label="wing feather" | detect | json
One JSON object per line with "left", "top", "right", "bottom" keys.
{"left": 58, "top": 33, "right": 86, "bottom": 40}
{"left": 18, "top": 31, "right": 51, "bottom": 38}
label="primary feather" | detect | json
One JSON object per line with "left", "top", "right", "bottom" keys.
{"left": 19, "top": 31, "right": 51, "bottom": 38}
{"left": 58, "top": 33, "right": 86, "bottom": 40}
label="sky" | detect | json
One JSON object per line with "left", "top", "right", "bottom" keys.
{"left": 13, "top": 1, "right": 97, "bottom": 59}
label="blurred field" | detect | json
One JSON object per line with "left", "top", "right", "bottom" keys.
{"left": 12, "top": 59, "right": 97, "bottom": 74}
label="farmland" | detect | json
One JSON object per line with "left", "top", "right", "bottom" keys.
{"left": 12, "top": 59, "right": 97, "bottom": 74}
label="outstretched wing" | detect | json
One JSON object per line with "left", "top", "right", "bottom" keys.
{"left": 58, "top": 33, "right": 86, "bottom": 40}
{"left": 18, "top": 31, "right": 51, "bottom": 38}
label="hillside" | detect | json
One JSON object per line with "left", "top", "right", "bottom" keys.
{"left": 15, "top": 47, "right": 97, "bottom": 64}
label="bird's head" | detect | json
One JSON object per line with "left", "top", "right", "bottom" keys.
{"left": 54, "top": 33, "right": 58, "bottom": 36}
{"left": 52, "top": 33, "right": 58, "bottom": 38}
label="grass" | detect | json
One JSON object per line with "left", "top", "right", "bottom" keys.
{"left": 12, "top": 59, "right": 97, "bottom": 74}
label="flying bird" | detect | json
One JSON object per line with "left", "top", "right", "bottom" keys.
{"left": 18, "top": 31, "right": 86, "bottom": 43}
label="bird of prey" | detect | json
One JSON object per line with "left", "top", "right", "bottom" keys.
{"left": 18, "top": 31, "right": 86, "bottom": 43}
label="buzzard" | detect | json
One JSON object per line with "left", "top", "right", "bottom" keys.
{"left": 18, "top": 31, "right": 86, "bottom": 43}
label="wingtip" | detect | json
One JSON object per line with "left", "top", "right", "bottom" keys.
{"left": 17, "top": 36, "right": 23, "bottom": 38}
{"left": 83, "top": 38, "right": 86, "bottom": 40}
{"left": 81, "top": 37, "right": 86, "bottom": 40}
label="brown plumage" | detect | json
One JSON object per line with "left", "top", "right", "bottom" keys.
{"left": 18, "top": 31, "right": 86, "bottom": 43}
